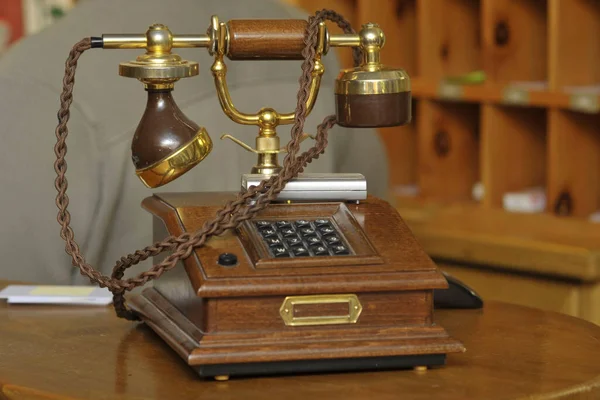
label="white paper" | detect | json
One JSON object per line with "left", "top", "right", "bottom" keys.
{"left": 0, "top": 285, "right": 112, "bottom": 305}
{"left": 503, "top": 187, "right": 546, "bottom": 213}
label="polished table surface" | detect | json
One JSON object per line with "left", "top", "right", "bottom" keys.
{"left": 1, "top": 280, "right": 600, "bottom": 400}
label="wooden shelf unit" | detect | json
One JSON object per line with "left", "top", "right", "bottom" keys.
{"left": 289, "top": 0, "right": 600, "bottom": 223}
{"left": 287, "top": 0, "right": 600, "bottom": 324}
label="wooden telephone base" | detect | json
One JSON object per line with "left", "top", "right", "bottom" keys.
{"left": 129, "top": 192, "right": 464, "bottom": 378}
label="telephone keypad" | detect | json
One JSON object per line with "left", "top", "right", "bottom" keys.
{"left": 253, "top": 218, "right": 353, "bottom": 258}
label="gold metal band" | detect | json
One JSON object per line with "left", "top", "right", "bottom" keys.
{"left": 335, "top": 67, "right": 410, "bottom": 95}
{"left": 135, "top": 128, "right": 213, "bottom": 188}
{"left": 119, "top": 59, "right": 199, "bottom": 80}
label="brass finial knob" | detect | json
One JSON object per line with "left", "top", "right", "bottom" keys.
{"left": 119, "top": 24, "right": 199, "bottom": 89}
{"left": 146, "top": 24, "right": 173, "bottom": 54}
{"left": 360, "top": 23, "right": 385, "bottom": 51}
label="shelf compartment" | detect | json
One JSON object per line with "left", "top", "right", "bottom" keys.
{"left": 548, "top": 109, "right": 600, "bottom": 219}
{"left": 417, "top": 0, "right": 482, "bottom": 80}
{"left": 481, "top": 105, "right": 547, "bottom": 209}
{"left": 482, "top": 0, "right": 548, "bottom": 84}
{"left": 549, "top": 0, "right": 600, "bottom": 90}
{"left": 381, "top": 99, "right": 418, "bottom": 197}
{"left": 357, "top": 0, "right": 417, "bottom": 77}
{"left": 417, "top": 100, "right": 480, "bottom": 202}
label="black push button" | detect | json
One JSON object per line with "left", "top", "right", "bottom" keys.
{"left": 261, "top": 228, "right": 277, "bottom": 238}
{"left": 218, "top": 253, "right": 238, "bottom": 266}
{"left": 292, "top": 246, "right": 310, "bottom": 257}
{"left": 272, "top": 246, "right": 290, "bottom": 257}
{"left": 265, "top": 237, "right": 283, "bottom": 247}
{"left": 332, "top": 245, "right": 349, "bottom": 255}
{"left": 275, "top": 221, "right": 292, "bottom": 228}
{"left": 299, "top": 227, "right": 316, "bottom": 236}
{"left": 324, "top": 235, "right": 341, "bottom": 244}
{"left": 318, "top": 226, "right": 335, "bottom": 235}
{"left": 305, "top": 236, "right": 322, "bottom": 245}
{"left": 310, "top": 244, "right": 329, "bottom": 255}
{"left": 314, "top": 219, "right": 330, "bottom": 226}
{"left": 255, "top": 221, "right": 272, "bottom": 229}
{"left": 280, "top": 227, "right": 296, "bottom": 237}
{"left": 285, "top": 236, "right": 302, "bottom": 246}
{"left": 295, "top": 220, "right": 310, "bottom": 228}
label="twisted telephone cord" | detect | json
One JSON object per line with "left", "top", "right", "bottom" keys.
{"left": 53, "top": 10, "right": 360, "bottom": 320}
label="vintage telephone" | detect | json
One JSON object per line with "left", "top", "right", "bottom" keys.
{"left": 52, "top": 10, "right": 473, "bottom": 380}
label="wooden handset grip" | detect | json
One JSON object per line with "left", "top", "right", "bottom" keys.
{"left": 226, "top": 20, "right": 308, "bottom": 60}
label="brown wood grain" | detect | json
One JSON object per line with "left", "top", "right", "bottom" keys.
{"left": 204, "top": 291, "right": 431, "bottom": 333}
{"left": 548, "top": 0, "right": 600, "bottom": 89}
{"left": 417, "top": 100, "right": 480, "bottom": 201}
{"left": 1, "top": 279, "right": 600, "bottom": 399}
{"left": 142, "top": 193, "right": 448, "bottom": 294}
{"left": 226, "top": 20, "right": 307, "bottom": 60}
{"left": 417, "top": 0, "right": 481, "bottom": 80}
{"left": 139, "top": 193, "right": 460, "bottom": 369}
{"left": 482, "top": 0, "right": 547, "bottom": 83}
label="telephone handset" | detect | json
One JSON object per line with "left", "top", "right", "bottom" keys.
{"left": 53, "top": 10, "right": 463, "bottom": 379}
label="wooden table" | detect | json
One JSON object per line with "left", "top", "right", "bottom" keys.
{"left": 1, "top": 281, "right": 600, "bottom": 399}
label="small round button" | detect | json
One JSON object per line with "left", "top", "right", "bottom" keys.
{"left": 218, "top": 253, "right": 238, "bottom": 267}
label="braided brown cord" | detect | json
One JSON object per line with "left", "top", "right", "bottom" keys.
{"left": 53, "top": 10, "right": 358, "bottom": 320}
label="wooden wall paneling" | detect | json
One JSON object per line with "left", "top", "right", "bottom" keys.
{"left": 548, "top": 0, "right": 600, "bottom": 89}
{"left": 480, "top": 105, "right": 547, "bottom": 208}
{"left": 417, "top": 100, "right": 480, "bottom": 201}
{"left": 417, "top": 0, "right": 482, "bottom": 80}
{"left": 547, "top": 109, "right": 600, "bottom": 218}
{"left": 481, "top": 0, "right": 547, "bottom": 84}
{"left": 380, "top": 101, "right": 419, "bottom": 197}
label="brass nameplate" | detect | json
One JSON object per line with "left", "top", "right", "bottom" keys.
{"left": 279, "top": 294, "right": 362, "bottom": 326}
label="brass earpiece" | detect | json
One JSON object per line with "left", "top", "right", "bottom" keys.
{"left": 118, "top": 24, "right": 212, "bottom": 188}
{"left": 335, "top": 23, "right": 411, "bottom": 128}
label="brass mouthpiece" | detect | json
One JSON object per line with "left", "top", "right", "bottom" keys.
{"left": 119, "top": 24, "right": 212, "bottom": 187}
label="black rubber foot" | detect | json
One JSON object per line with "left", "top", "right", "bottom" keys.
{"left": 194, "top": 354, "right": 446, "bottom": 378}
